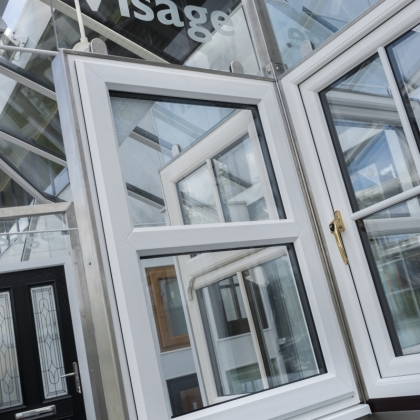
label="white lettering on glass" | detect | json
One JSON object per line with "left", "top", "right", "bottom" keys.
{"left": 156, "top": 0, "right": 184, "bottom": 27}
{"left": 184, "top": 6, "right": 211, "bottom": 43}
{"left": 132, "top": 0, "right": 154, "bottom": 21}
{"left": 84, "top": 0, "right": 235, "bottom": 43}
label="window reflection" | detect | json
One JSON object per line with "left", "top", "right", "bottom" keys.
{"left": 321, "top": 55, "right": 419, "bottom": 211}
{"left": 387, "top": 24, "right": 420, "bottom": 154}
{"left": 111, "top": 94, "right": 284, "bottom": 227}
{"left": 141, "top": 246, "right": 325, "bottom": 416}
{"left": 265, "top": 0, "right": 379, "bottom": 71}
{"left": 361, "top": 196, "right": 420, "bottom": 356}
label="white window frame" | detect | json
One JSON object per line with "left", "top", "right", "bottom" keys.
{"left": 282, "top": 0, "right": 420, "bottom": 400}
{"left": 59, "top": 53, "right": 371, "bottom": 420}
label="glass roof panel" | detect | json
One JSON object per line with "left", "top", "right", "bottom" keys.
{"left": 0, "top": 137, "right": 68, "bottom": 196}
{"left": 0, "top": 167, "right": 35, "bottom": 208}
{"left": 0, "top": 72, "right": 64, "bottom": 158}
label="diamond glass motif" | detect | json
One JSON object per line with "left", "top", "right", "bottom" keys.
{"left": 0, "top": 292, "right": 22, "bottom": 410}
{"left": 31, "top": 286, "right": 68, "bottom": 399}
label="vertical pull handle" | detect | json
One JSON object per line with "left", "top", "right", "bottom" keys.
{"left": 61, "top": 362, "right": 82, "bottom": 394}
{"left": 329, "top": 210, "right": 349, "bottom": 265}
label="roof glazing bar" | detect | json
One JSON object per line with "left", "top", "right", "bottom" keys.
{"left": 0, "top": 45, "right": 58, "bottom": 57}
{"left": 0, "top": 157, "right": 51, "bottom": 204}
{"left": 0, "top": 63, "right": 56, "bottom": 100}
{"left": 0, "top": 129, "right": 67, "bottom": 167}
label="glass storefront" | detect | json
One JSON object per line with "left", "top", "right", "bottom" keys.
{"left": 0, "top": 0, "right": 419, "bottom": 419}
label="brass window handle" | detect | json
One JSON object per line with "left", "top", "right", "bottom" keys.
{"left": 329, "top": 210, "right": 349, "bottom": 265}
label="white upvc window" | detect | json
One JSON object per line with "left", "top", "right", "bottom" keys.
{"left": 54, "top": 52, "right": 369, "bottom": 420}
{"left": 283, "top": 0, "right": 420, "bottom": 400}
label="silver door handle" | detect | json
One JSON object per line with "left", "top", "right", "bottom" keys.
{"left": 15, "top": 405, "right": 56, "bottom": 419}
{"left": 61, "top": 372, "right": 75, "bottom": 378}
{"left": 61, "top": 362, "right": 82, "bottom": 394}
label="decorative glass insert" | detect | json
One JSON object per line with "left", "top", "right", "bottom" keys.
{"left": 359, "top": 195, "right": 420, "bottom": 356}
{"left": 0, "top": 292, "right": 22, "bottom": 410}
{"left": 140, "top": 246, "right": 325, "bottom": 416}
{"left": 111, "top": 93, "right": 285, "bottom": 228}
{"left": 31, "top": 285, "right": 68, "bottom": 399}
{"left": 265, "top": 0, "right": 380, "bottom": 72}
{"left": 320, "top": 54, "right": 420, "bottom": 211}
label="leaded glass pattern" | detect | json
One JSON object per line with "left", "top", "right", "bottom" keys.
{"left": 31, "top": 285, "right": 68, "bottom": 399}
{"left": 0, "top": 291, "right": 22, "bottom": 409}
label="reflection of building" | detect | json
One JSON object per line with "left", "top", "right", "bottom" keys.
{"left": 0, "top": 1, "right": 419, "bottom": 420}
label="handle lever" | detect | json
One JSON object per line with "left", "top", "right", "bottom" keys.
{"left": 61, "top": 362, "right": 82, "bottom": 394}
{"left": 329, "top": 210, "right": 349, "bottom": 265}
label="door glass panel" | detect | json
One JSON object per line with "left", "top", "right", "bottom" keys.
{"left": 320, "top": 54, "right": 420, "bottom": 211}
{"left": 140, "top": 246, "right": 325, "bottom": 415}
{"left": 360, "top": 196, "right": 420, "bottom": 356}
{"left": 31, "top": 285, "right": 68, "bottom": 399}
{"left": 387, "top": 24, "right": 420, "bottom": 150}
{"left": 0, "top": 291, "right": 23, "bottom": 410}
{"left": 111, "top": 93, "right": 285, "bottom": 227}
{"left": 265, "top": 0, "right": 380, "bottom": 73}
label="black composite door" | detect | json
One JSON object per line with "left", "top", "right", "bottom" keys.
{"left": 0, "top": 266, "right": 86, "bottom": 420}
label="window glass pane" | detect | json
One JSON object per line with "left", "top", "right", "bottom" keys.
{"left": 0, "top": 291, "right": 23, "bottom": 410}
{"left": 265, "top": 0, "right": 379, "bottom": 72}
{"left": 361, "top": 196, "right": 420, "bottom": 356}
{"left": 0, "top": 214, "right": 69, "bottom": 264}
{"left": 111, "top": 94, "right": 284, "bottom": 228}
{"left": 1, "top": 1, "right": 58, "bottom": 86}
{"left": 320, "top": 55, "right": 420, "bottom": 211}
{"left": 51, "top": 9, "right": 141, "bottom": 59}
{"left": 141, "top": 258, "right": 202, "bottom": 417}
{"left": 213, "top": 135, "right": 271, "bottom": 222}
{"left": 387, "top": 24, "right": 420, "bottom": 152}
{"left": 56, "top": 1, "right": 261, "bottom": 75}
{"left": 178, "top": 166, "right": 220, "bottom": 225}
{"left": 31, "top": 285, "right": 68, "bottom": 399}
{"left": 140, "top": 246, "right": 325, "bottom": 416}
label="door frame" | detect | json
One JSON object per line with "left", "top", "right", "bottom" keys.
{"left": 0, "top": 256, "right": 97, "bottom": 419}
{"left": 282, "top": 0, "right": 420, "bottom": 400}
{"left": 52, "top": 49, "right": 373, "bottom": 420}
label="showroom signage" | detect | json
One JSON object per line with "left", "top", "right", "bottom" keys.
{"left": 84, "top": 0, "right": 235, "bottom": 43}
